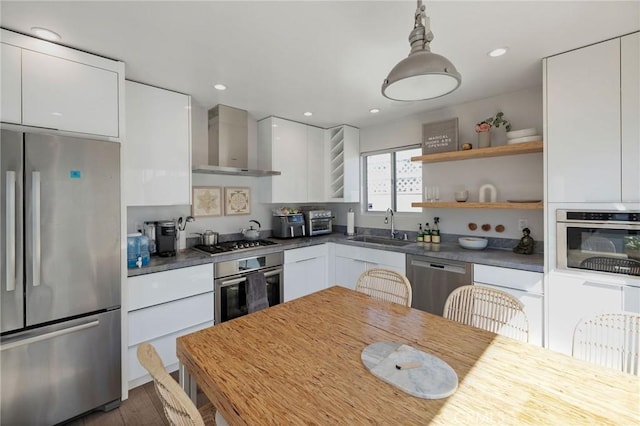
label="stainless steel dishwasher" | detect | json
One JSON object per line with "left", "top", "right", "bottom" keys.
{"left": 406, "top": 255, "right": 472, "bottom": 316}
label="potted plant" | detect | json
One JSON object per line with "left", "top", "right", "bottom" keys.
{"left": 624, "top": 236, "right": 640, "bottom": 260}
{"left": 475, "top": 112, "right": 512, "bottom": 148}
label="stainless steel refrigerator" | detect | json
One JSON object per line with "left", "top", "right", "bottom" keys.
{"left": 1, "top": 130, "right": 121, "bottom": 424}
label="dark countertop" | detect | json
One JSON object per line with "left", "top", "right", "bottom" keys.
{"left": 128, "top": 233, "right": 543, "bottom": 277}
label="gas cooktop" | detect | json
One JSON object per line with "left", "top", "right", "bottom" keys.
{"left": 193, "top": 239, "right": 279, "bottom": 255}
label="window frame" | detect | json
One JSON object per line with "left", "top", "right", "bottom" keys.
{"left": 361, "top": 144, "right": 422, "bottom": 214}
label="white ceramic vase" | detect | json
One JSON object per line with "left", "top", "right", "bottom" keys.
{"left": 477, "top": 131, "right": 491, "bottom": 148}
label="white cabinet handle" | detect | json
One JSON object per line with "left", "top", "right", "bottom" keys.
{"left": 32, "top": 171, "right": 41, "bottom": 287}
{"left": 6, "top": 171, "right": 16, "bottom": 292}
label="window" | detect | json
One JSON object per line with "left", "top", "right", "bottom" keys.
{"left": 363, "top": 146, "right": 422, "bottom": 213}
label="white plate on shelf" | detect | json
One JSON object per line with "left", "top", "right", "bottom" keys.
{"left": 507, "top": 135, "right": 542, "bottom": 144}
{"left": 506, "top": 128, "right": 537, "bottom": 139}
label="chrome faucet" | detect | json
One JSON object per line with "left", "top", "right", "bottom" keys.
{"left": 384, "top": 208, "right": 398, "bottom": 239}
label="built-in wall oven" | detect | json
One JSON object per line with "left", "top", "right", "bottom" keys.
{"left": 214, "top": 252, "right": 284, "bottom": 323}
{"left": 557, "top": 210, "right": 640, "bottom": 277}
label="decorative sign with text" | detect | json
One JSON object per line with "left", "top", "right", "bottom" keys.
{"left": 422, "top": 118, "right": 459, "bottom": 154}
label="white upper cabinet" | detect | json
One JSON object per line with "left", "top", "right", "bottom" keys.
{"left": 307, "top": 126, "right": 325, "bottom": 202}
{"left": 124, "top": 81, "right": 191, "bottom": 206}
{"left": 22, "top": 50, "right": 119, "bottom": 137}
{"left": 258, "top": 117, "right": 308, "bottom": 203}
{"left": 546, "top": 38, "right": 621, "bottom": 202}
{"left": 259, "top": 118, "right": 360, "bottom": 203}
{"left": 546, "top": 33, "right": 639, "bottom": 203}
{"left": 621, "top": 33, "right": 640, "bottom": 202}
{"left": 326, "top": 125, "right": 360, "bottom": 203}
{"left": 1, "top": 29, "right": 124, "bottom": 140}
{"left": 0, "top": 43, "right": 21, "bottom": 124}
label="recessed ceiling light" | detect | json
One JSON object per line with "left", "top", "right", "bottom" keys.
{"left": 369, "top": 108, "right": 380, "bottom": 114}
{"left": 213, "top": 84, "right": 227, "bottom": 91}
{"left": 304, "top": 112, "right": 313, "bottom": 117}
{"left": 31, "top": 27, "right": 61, "bottom": 41}
{"left": 272, "top": 124, "right": 278, "bottom": 128}
{"left": 488, "top": 47, "right": 508, "bottom": 57}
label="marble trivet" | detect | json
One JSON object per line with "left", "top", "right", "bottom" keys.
{"left": 361, "top": 341, "right": 458, "bottom": 399}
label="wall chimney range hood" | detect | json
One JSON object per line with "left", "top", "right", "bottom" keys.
{"left": 192, "top": 105, "right": 281, "bottom": 177}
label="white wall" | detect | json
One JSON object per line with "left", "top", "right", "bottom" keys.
{"left": 355, "top": 86, "right": 544, "bottom": 240}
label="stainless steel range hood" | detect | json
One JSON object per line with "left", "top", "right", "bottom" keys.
{"left": 193, "top": 105, "right": 280, "bottom": 177}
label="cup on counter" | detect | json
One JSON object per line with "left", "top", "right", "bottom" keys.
{"left": 454, "top": 190, "right": 469, "bottom": 202}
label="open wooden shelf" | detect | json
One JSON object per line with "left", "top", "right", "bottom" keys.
{"left": 411, "top": 201, "right": 543, "bottom": 210}
{"left": 411, "top": 141, "right": 543, "bottom": 163}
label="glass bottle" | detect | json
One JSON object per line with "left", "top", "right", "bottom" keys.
{"left": 424, "top": 222, "right": 432, "bottom": 243}
{"left": 432, "top": 217, "right": 441, "bottom": 244}
{"left": 417, "top": 224, "right": 424, "bottom": 243}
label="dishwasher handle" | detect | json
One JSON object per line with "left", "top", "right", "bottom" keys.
{"left": 410, "top": 259, "right": 468, "bottom": 275}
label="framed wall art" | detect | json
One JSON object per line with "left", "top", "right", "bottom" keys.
{"left": 422, "top": 117, "right": 459, "bottom": 154}
{"left": 225, "top": 187, "right": 251, "bottom": 215}
{"left": 192, "top": 186, "right": 222, "bottom": 217}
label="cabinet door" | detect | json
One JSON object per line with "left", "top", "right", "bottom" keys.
{"left": 307, "top": 126, "right": 325, "bottom": 202}
{"left": 546, "top": 39, "right": 621, "bottom": 202}
{"left": 621, "top": 33, "right": 640, "bottom": 202}
{"left": 547, "top": 272, "right": 623, "bottom": 355}
{"left": 21, "top": 50, "right": 119, "bottom": 137}
{"left": 124, "top": 81, "right": 191, "bottom": 206}
{"left": 334, "top": 256, "right": 367, "bottom": 290}
{"left": 271, "top": 118, "right": 308, "bottom": 202}
{"left": 284, "top": 257, "right": 327, "bottom": 301}
{"left": 0, "top": 43, "right": 21, "bottom": 124}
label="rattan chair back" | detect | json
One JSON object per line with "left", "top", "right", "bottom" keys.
{"left": 443, "top": 285, "right": 529, "bottom": 342}
{"left": 355, "top": 268, "right": 412, "bottom": 307}
{"left": 572, "top": 312, "right": 640, "bottom": 375}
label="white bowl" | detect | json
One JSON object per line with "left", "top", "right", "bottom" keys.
{"left": 506, "top": 128, "right": 536, "bottom": 139}
{"left": 507, "top": 135, "right": 542, "bottom": 144}
{"left": 458, "top": 237, "right": 488, "bottom": 250}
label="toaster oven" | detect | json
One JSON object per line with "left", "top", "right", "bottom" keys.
{"left": 303, "top": 210, "right": 333, "bottom": 236}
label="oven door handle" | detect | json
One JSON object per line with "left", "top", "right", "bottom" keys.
{"left": 218, "top": 268, "right": 283, "bottom": 288}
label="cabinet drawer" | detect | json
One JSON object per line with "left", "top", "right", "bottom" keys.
{"left": 474, "top": 264, "right": 543, "bottom": 294}
{"left": 127, "top": 321, "right": 213, "bottom": 387}
{"left": 334, "top": 244, "right": 405, "bottom": 269}
{"left": 128, "top": 292, "right": 213, "bottom": 346}
{"left": 128, "top": 264, "right": 213, "bottom": 311}
{"left": 285, "top": 244, "right": 328, "bottom": 263}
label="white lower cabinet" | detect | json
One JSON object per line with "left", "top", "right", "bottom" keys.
{"left": 473, "top": 265, "right": 544, "bottom": 346}
{"left": 333, "top": 244, "right": 405, "bottom": 290}
{"left": 284, "top": 245, "right": 328, "bottom": 302}
{"left": 127, "top": 264, "right": 213, "bottom": 389}
{"left": 547, "top": 271, "right": 625, "bottom": 356}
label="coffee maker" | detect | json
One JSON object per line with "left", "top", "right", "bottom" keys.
{"left": 144, "top": 220, "right": 177, "bottom": 257}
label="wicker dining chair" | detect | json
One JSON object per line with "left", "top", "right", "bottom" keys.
{"left": 572, "top": 312, "right": 640, "bottom": 375}
{"left": 443, "top": 285, "right": 529, "bottom": 342}
{"left": 136, "top": 342, "right": 228, "bottom": 426}
{"left": 355, "top": 268, "right": 413, "bottom": 307}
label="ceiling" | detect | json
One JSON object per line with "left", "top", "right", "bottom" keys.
{"left": 1, "top": 1, "right": 638, "bottom": 129}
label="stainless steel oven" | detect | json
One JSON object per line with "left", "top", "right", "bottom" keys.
{"left": 214, "top": 252, "right": 283, "bottom": 323}
{"left": 557, "top": 210, "right": 640, "bottom": 277}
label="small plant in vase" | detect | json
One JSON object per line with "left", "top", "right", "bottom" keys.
{"left": 475, "top": 112, "right": 512, "bottom": 148}
{"left": 624, "top": 236, "right": 640, "bottom": 260}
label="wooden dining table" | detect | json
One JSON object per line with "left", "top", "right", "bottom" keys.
{"left": 177, "top": 286, "right": 639, "bottom": 425}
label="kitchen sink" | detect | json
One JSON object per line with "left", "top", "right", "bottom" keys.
{"left": 349, "top": 235, "right": 413, "bottom": 247}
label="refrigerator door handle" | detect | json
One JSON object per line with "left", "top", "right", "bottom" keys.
{"left": 6, "top": 171, "right": 16, "bottom": 292}
{"left": 0, "top": 320, "right": 100, "bottom": 351}
{"left": 32, "top": 171, "right": 41, "bottom": 287}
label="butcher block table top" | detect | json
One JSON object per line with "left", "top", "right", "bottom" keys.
{"left": 177, "top": 286, "right": 639, "bottom": 425}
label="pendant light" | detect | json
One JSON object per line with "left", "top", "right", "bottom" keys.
{"left": 382, "top": 0, "right": 461, "bottom": 101}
